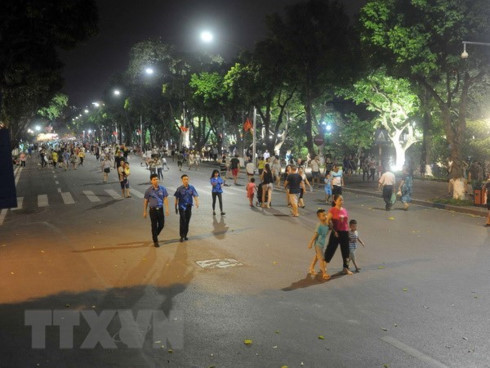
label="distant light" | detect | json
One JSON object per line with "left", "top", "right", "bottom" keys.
{"left": 200, "top": 30, "right": 214, "bottom": 43}
{"left": 113, "top": 89, "right": 121, "bottom": 96}
{"left": 88, "top": 129, "right": 92, "bottom": 134}
{"left": 145, "top": 67, "right": 154, "bottom": 75}
{"left": 35, "top": 125, "right": 41, "bottom": 131}
{"left": 326, "top": 124, "right": 332, "bottom": 132}
{"left": 84, "top": 109, "right": 89, "bottom": 114}
{"left": 92, "top": 102, "right": 100, "bottom": 107}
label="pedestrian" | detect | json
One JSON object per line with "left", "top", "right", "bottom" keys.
{"left": 156, "top": 156, "right": 164, "bottom": 180}
{"left": 257, "top": 156, "right": 265, "bottom": 175}
{"left": 174, "top": 174, "right": 199, "bottom": 242}
{"left": 230, "top": 154, "right": 240, "bottom": 185}
{"left": 368, "top": 157, "right": 376, "bottom": 181}
{"left": 78, "top": 148, "right": 85, "bottom": 166}
{"left": 62, "top": 150, "right": 70, "bottom": 170}
{"left": 397, "top": 166, "right": 413, "bottom": 210}
{"left": 298, "top": 167, "right": 312, "bottom": 208}
{"left": 210, "top": 169, "right": 226, "bottom": 216}
{"left": 124, "top": 161, "right": 131, "bottom": 198}
{"left": 70, "top": 152, "right": 78, "bottom": 170}
{"left": 19, "top": 152, "right": 27, "bottom": 167}
{"left": 310, "top": 156, "right": 320, "bottom": 187}
{"left": 272, "top": 156, "right": 282, "bottom": 186}
{"left": 260, "top": 163, "right": 274, "bottom": 208}
{"left": 283, "top": 164, "right": 292, "bottom": 207}
{"left": 307, "top": 209, "right": 330, "bottom": 280}
{"left": 51, "top": 151, "right": 58, "bottom": 168}
{"left": 162, "top": 156, "right": 169, "bottom": 171}
{"left": 324, "top": 194, "right": 353, "bottom": 275}
{"left": 246, "top": 158, "right": 255, "bottom": 181}
{"left": 378, "top": 167, "right": 396, "bottom": 211}
{"left": 117, "top": 159, "right": 128, "bottom": 198}
{"left": 101, "top": 156, "right": 112, "bottom": 183}
{"left": 324, "top": 170, "right": 332, "bottom": 203}
{"left": 177, "top": 151, "right": 183, "bottom": 171}
{"left": 246, "top": 177, "right": 257, "bottom": 207}
{"left": 331, "top": 164, "right": 344, "bottom": 195}
{"left": 483, "top": 174, "right": 490, "bottom": 227}
{"left": 143, "top": 173, "right": 170, "bottom": 247}
{"left": 284, "top": 166, "right": 305, "bottom": 217}
{"left": 348, "top": 219, "right": 366, "bottom": 273}
{"left": 148, "top": 156, "right": 157, "bottom": 176}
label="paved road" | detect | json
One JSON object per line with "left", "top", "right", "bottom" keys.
{"left": 0, "top": 154, "right": 489, "bottom": 368}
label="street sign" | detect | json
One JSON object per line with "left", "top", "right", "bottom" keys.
{"left": 313, "top": 134, "right": 324, "bottom": 146}
{"left": 374, "top": 128, "right": 390, "bottom": 144}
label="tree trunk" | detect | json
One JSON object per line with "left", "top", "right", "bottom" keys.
{"left": 304, "top": 98, "right": 314, "bottom": 158}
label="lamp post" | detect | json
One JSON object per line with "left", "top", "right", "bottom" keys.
{"left": 461, "top": 40, "right": 490, "bottom": 59}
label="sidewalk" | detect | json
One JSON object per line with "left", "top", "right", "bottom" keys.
{"left": 342, "top": 174, "right": 487, "bottom": 218}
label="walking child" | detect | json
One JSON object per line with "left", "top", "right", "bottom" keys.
{"left": 324, "top": 170, "right": 332, "bottom": 203}
{"left": 348, "top": 219, "right": 366, "bottom": 272}
{"left": 246, "top": 177, "right": 257, "bottom": 207}
{"left": 307, "top": 209, "right": 330, "bottom": 280}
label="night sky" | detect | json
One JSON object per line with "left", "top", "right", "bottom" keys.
{"left": 59, "top": 0, "right": 364, "bottom": 107}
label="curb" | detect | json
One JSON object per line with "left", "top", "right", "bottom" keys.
{"left": 344, "top": 188, "right": 487, "bottom": 218}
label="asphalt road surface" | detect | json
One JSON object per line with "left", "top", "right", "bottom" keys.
{"left": 0, "top": 153, "right": 489, "bottom": 368}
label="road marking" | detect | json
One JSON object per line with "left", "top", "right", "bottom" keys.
{"left": 57, "top": 188, "right": 62, "bottom": 193}
{"left": 14, "top": 167, "right": 23, "bottom": 185}
{"left": 61, "top": 192, "right": 75, "bottom": 205}
{"left": 55, "top": 180, "right": 59, "bottom": 185}
{"left": 38, "top": 194, "right": 49, "bottom": 207}
{"left": 83, "top": 190, "right": 100, "bottom": 202}
{"left": 105, "top": 189, "right": 122, "bottom": 199}
{"left": 11, "top": 197, "right": 23, "bottom": 210}
{"left": 381, "top": 336, "right": 449, "bottom": 368}
{"left": 130, "top": 189, "right": 144, "bottom": 199}
{"left": 195, "top": 258, "right": 243, "bottom": 269}
{"left": 54, "top": 175, "right": 57, "bottom": 178}
{"left": 0, "top": 209, "right": 7, "bottom": 225}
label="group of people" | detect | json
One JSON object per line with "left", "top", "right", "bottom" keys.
{"left": 142, "top": 173, "right": 200, "bottom": 247}
{"left": 37, "top": 144, "right": 86, "bottom": 170}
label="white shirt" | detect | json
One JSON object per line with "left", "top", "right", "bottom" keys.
{"left": 310, "top": 159, "right": 319, "bottom": 172}
{"left": 379, "top": 171, "right": 396, "bottom": 186}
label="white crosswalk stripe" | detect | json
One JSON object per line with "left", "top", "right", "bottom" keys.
{"left": 38, "top": 194, "right": 49, "bottom": 207}
{"left": 61, "top": 192, "right": 75, "bottom": 205}
{"left": 130, "top": 189, "right": 144, "bottom": 198}
{"left": 12, "top": 197, "right": 23, "bottom": 210}
{"left": 83, "top": 190, "right": 100, "bottom": 202}
{"left": 105, "top": 189, "right": 122, "bottom": 199}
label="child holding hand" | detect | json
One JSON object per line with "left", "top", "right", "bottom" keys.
{"left": 348, "top": 219, "right": 366, "bottom": 272}
{"left": 308, "top": 209, "right": 331, "bottom": 280}
{"left": 246, "top": 177, "right": 257, "bottom": 207}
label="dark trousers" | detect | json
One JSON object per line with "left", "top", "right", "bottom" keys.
{"left": 157, "top": 167, "right": 163, "bottom": 180}
{"left": 179, "top": 206, "right": 192, "bottom": 238}
{"left": 332, "top": 185, "right": 342, "bottom": 196}
{"left": 324, "top": 230, "right": 350, "bottom": 269}
{"left": 149, "top": 207, "right": 164, "bottom": 242}
{"left": 368, "top": 168, "right": 376, "bottom": 181}
{"left": 382, "top": 185, "right": 393, "bottom": 209}
{"left": 212, "top": 192, "right": 223, "bottom": 212}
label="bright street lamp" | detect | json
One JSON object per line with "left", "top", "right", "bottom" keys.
{"left": 145, "top": 67, "right": 154, "bottom": 75}
{"left": 113, "top": 89, "right": 121, "bottom": 96}
{"left": 35, "top": 125, "right": 41, "bottom": 131}
{"left": 200, "top": 30, "right": 214, "bottom": 43}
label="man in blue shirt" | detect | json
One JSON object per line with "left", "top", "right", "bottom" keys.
{"left": 143, "top": 174, "right": 170, "bottom": 247}
{"left": 174, "top": 174, "right": 199, "bottom": 242}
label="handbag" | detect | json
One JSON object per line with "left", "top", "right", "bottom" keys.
{"left": 390, "top": 192, "right": 397, "bottom": 204}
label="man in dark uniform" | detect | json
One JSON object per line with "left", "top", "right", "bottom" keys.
{"left": 174, "top": 174, "right": 199, "bottom": 242}
{"left": 143, "top": 174, "right": 170, "bottom": 247}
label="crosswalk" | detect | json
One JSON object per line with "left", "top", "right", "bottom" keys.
{"left": 8, "top": 185, "right": 244, "bottom": 211}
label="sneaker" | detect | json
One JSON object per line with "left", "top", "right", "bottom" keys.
{"left": 180, "top": 237, "right": 184, "bottom": 242}
{"left": 184, "top": 237, "right": 188, "bottom": 241}
{"left": 343, "top": 268, "right": 353, "bottom": 275}
{"left": 221, "top": 212, "right": 226, "bottom": 216}
{"left": 154, "top": 242, "right": 160, "bottom": 248}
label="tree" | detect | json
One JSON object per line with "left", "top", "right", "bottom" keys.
{"left": 0, "top": 0, "right": 98, "bottom": 148}
{"left": 360, "top": 0, "right": 490, "bottom": 189}
{"left": 338, "top": 69, "right": 420, "bottom": 170}
{"left": 265, "top": 0, "right": 360, "bottom": 156}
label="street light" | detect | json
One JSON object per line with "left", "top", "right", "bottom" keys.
{"left": 461, "top": 40, "right": 490, "bottom": 59}
{"left": 200, "top": 30, "right": 214, "bottom": 43}
{"left": 145, "top": 67, "right": 154, "bottom": 75}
